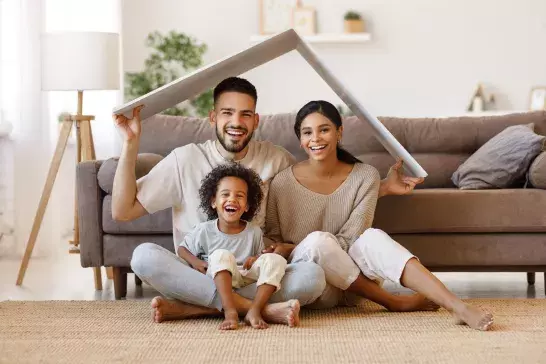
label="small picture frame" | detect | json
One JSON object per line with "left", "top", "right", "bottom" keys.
{"left": 259, "top": 0, "right": 298, "bottom": 35}
{"left": 292, "top": 6, "right": 316, "bottom": 36}
{"left": 529, "top": 87, "right": 546, "bottom": 111}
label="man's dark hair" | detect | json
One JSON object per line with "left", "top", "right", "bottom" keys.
{"left": 213, "top": 77, "right": 258, "bottom": 106}
{"left": 199, "top": 163, "right": 263, "bottom": 221}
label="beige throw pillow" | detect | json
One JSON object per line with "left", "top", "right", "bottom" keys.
{"left": 451, "top": 124, "right": 545, "bottom": 189}
{"left": 528, "top": 151, "right": 546, "bottom": 189}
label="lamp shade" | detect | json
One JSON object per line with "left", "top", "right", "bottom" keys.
{"left": 41, "top": 31, "right": 120, "bottom": 91}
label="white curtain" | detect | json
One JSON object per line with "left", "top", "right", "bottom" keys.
{"left": 0, "top": 0, "right": 42, "bottom": 258}
{"left": 0, "top": 0, "right": 122, "bottom": 258}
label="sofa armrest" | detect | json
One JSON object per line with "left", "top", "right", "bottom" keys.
{"left": 77, "top": 160, "right": 104, "bottom": 268}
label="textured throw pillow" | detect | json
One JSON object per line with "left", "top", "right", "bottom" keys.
{"left": 528, "top": 151, "right": 546, "bottom": 189}
{"left": 97, "top": 153, "right": 164, "bottom": 194}
{"left": 451, "top": 124, "right": 545, "bottom": 189}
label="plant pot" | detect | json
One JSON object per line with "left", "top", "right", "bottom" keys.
{"left": 344, "top": 19, "right": 364, "bottom": 33}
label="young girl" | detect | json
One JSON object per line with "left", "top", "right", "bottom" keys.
{"left": 265, "top": 100, "right": 494, "bottom": 331}
{"left": 178, "top": 163, "right": 299, "bottom": 330}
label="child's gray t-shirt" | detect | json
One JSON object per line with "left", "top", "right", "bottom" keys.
{"left": 179, "top": 219, "right": 264, "bottom": 265}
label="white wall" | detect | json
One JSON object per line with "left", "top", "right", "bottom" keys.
{"left": 122, "top": 0, "right": 546, "bottom": 117}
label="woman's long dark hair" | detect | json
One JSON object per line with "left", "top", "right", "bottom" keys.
{"left": 294, "top": 100, "right": 361, "bottom": 164}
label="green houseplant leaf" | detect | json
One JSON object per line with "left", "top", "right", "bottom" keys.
{"left": 125, "top": 31, "right": 213, "bottom": 117}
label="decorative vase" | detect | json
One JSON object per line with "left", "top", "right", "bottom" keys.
{"left": 344, "top": 19, "right": 364, "bottom": 33}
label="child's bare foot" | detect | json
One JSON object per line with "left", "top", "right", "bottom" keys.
{"left": 244, "top": 308, "right": 269, "bottom": 329}
{"left": 388, "top": 293, "right": 440, "bottom": 312}
{"left": 219, "top": 309, "right": 239, "bottom": 330}
{"left": 453, "top": 304, "right": 493, "bottom": 331}
{"left": 151, "top": 296, "right": 219, "bottom": 323}
{"left": 262, "top": 299, "right": 300, "bottom": 327}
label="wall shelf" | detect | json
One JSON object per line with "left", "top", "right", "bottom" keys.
{"left": 250, "top": 33, "right": 372, "bottom": 44}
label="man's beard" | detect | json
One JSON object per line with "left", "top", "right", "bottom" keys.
{"left": 216, "top": 126, "right": 253, "bottom": 153}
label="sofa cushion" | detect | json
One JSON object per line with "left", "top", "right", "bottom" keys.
{"left": 357, "top": 153, "right": 470, "bottom": 188}
{"left": 137, "top": 111, "right": 546, "bottom": 157}
{"left": 374, "top": 111, "right": 546, "bottom": 154}
{"left": 97, "top": 153, "right": 164, "bottom": 194}
{"left": 103, "top": 235, "right": 175, "bottom": 267}
{"left": 528, "top": 151, "right": 546, "bottom": 189}
{"left": 451, "top": 124, "right": 545, "bottom": 189}
{"left": 391, "top": 233, "right": 546, "bottom": 268}
{"left": 373, "top": 188, "right": 546, "bottom": 233}
{"left": 102, "top": 195, "right": 172, "bottom": 234}
{"left": 139, "top": 114, "right": 214, "bottom": 156}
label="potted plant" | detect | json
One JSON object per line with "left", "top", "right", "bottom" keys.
{"left": 344, "top": 10, "right": 365, "bottom": 33}
{"left": 125, "top": 31, "right": 213, "bottom": 117}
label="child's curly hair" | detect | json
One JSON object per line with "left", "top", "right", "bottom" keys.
{"left": 199, "top": 163, "right": 264, "bottom": 221}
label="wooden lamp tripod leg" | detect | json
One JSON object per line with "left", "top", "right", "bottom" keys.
{"left": 16, "top": 120, "right": 74, "bottom": 286}
{"left": 69, "top": 115, "right": 82, "bottom": 253}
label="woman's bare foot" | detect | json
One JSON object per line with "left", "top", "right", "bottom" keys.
{"left": 244, "top": 308, "right": 269, "bottom": 329}
{"left": 386, "top": 293, "right": 440, "bottom": 312}
{"left": 219, "top": 309, "right": 239, "bottom": 330}
{"left": 453, "top": 304, "right": 493, "bottom": 331}
{"left": 151, "top": 296, "right": 219, "bottom": 323}
{"left": 262, "top": 299, "right": 300, "bottom": 327}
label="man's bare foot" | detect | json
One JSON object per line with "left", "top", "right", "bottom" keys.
{"left": 453, "top": 304, "right": 493, "bottom": 331}
{"left": 151, "top": 296, "right": 219, "bottom": 323}
{"left": 262, "top": 299, "right": 300, "bottom": 327}
{"left": 388, "top": 293, "right": 441, "bottom": 312}
{"left": 219, "top": 309, "right": 239, "bottom": 330}
{"left": 244, "top": 308, "right": 269, "bottom": 329}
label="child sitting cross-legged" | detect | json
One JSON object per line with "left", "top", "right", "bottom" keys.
{"left": 178, "top": 163, "right": 300, "bottom": 330}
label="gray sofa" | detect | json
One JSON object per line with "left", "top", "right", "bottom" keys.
{"left": 77, "top": 111, "right": 546, "bottom": 299}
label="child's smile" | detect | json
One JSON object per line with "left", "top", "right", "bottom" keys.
{"left": 212, "top": 176, "right": 249, "bottom": 227}
{"left": 221, "top": 201, "right": 243, "bottom": 221}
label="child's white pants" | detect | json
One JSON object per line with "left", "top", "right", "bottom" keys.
{"left": 207, "top": 250, "right": 287, "bottom": 291}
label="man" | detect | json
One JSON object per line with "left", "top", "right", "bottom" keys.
{"left": 112, "top": 77, "right": 423, "bottom": 323}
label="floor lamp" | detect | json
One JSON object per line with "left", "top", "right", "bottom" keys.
{"left": 16, "top": 31, "right": 120, "bottom": 290}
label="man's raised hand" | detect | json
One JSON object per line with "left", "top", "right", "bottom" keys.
{"left": 113, "top": 105, "right": 144, "bottom": 142}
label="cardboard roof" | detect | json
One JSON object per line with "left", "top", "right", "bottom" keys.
{"left": 113, "top": 29, "right": 427, "bottom": 177}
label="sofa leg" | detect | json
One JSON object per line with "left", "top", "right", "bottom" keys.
{"left": 113, "top": 267, "right": 127, "bottom": 300}
{"left": 527, "top": 272, "right": 536, "bottom": 285}
{"left": 135, "top": 275, "right": 143, "bottom": 286}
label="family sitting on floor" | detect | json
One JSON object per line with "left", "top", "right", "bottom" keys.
{"left": 112, "top": 77, "right": 493, "bottom": 331}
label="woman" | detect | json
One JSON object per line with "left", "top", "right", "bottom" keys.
{"left": 265, "top": 100, "right": 493, "bottom": 331}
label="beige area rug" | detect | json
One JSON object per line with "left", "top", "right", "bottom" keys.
{"left": 0, "top": 299, "right": 544, "bottom": 364}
